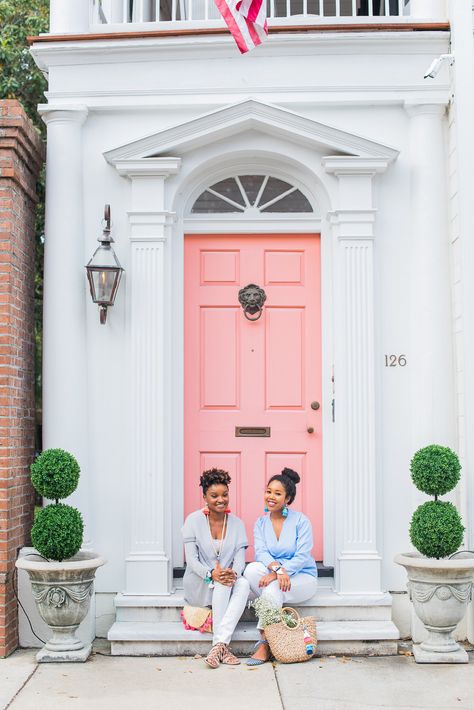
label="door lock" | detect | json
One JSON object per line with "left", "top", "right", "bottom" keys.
{"left": 307, "top": 427, "right": 314, "bottom": 434}
{"left": 310, "top": 401, "right": 320, "bottom": 410}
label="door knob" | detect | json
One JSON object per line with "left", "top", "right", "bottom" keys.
{"left": 307, "top": 427, "right": 314, "bottom": 434}
{"left": 311, "top": 401, "right": 320, "bottom": 411}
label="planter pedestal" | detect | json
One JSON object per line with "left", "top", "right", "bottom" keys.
{"left": 37, "top": 644, "right": 92, "bottom": 663}
{"left": 413, "top": 645, "right": 468, "bottom": 664}
{"left": 16, "top": 551, "right": 105, "bottom": 663}
{"left": 395, "top": 553, "right": 474, "bottom": 664}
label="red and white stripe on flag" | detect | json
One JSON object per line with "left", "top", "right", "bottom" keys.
{"left": 214, "top": 0, "right": 268, "bottom": 53}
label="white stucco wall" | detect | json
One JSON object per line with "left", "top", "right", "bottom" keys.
{"left": 25, "top": 23, "right": 473, "bottom": 641}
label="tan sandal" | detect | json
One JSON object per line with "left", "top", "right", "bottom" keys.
{"left": 205, "top": 643, "right": 224, "bottom": 669}
{"left": 220, "top": 644, "right": 240, "bottom": 665}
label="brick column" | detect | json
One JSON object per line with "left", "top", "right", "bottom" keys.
{"left": 0, "top": 100, "right": 44, "bottom": 657}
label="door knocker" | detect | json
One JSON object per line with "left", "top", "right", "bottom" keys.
{"left": 238, "top": 283, "right": 267, "bottom": 321}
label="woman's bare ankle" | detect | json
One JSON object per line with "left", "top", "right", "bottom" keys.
{"left": 251, "top": 641, "right": 270, "bottom": 661}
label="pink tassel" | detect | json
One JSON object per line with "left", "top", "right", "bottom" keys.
{"left": 180, "top": 609, "right": 213, "bottom": 634}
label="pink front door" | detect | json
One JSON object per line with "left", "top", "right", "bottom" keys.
{"left": 184, "top": 234, "right": 322, "bottom": 560}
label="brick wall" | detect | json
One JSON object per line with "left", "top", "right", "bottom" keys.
{"left": 0, "top": 100, "right": 44, "bottom": 657}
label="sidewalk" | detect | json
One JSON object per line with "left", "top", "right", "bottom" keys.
{"left": 1, "top": 646, "right": 473, "bottom": 710}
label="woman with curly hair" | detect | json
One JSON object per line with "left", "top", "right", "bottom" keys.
{"left": 244, "top": 468, "right": 318, "bottom": 665}
{"left": 182, "top": 468, "right": 249, "bottom": 668}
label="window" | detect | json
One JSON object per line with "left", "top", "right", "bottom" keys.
{"left": 191, "top": 175, "right": 313, "bottom": 214}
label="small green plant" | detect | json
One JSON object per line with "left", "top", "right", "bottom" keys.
{"left": 250, "top": 597, "right": 298, "bottom": 629}
{"left": 31, "top": 449, "right": 80, "bottom": 501}
{"left": 409, "top": 445, "right": 464, "bottom": 559}
{"left": 31, "top": 504, "right": 83, "bottom": 561}
{"left": 410, "top": 445, "right": 461, "bottom": 498}
{"left": 30, "top": 448, "right": 83, "bottom": 562}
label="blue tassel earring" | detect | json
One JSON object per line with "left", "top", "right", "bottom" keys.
{"left": 282, "top": 506, "right": 289, "bottom": 518}
{"left": 264, "top": 506, "right": 269, "bottom": 513}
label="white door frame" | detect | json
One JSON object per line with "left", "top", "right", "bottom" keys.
{"left": 106, "top": 101, "right": 398, "bottom": 596}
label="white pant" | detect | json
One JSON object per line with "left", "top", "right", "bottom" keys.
{"left": 244, "top": 562, "right": 318, "bottom": 629}
{"left": 211, "top": 576, "right": 250, "bottom": 645}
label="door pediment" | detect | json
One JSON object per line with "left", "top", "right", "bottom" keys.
{"left": 103, "top": 99, "right": 399, "bottom": 165}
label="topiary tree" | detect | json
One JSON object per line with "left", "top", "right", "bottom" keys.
{"left": 30, "top": 449, "right": 83, "bottom": 562}
{"left": 409, "top": 445, "right": 464, "bottom": 559}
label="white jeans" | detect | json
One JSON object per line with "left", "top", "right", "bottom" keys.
{"left": 244, "top": 562, "right": 318, "bottom": 629}
{"left": 211, "top": 576, "right": 250, "bottom": 645}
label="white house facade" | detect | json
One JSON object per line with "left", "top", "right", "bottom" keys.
{"left": 19, "top": 0, "right": 474, "bottom": 652}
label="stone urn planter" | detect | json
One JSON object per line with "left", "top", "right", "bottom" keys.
{"left": 396, "top": 445, "right": 472, "bottom": 663}
{"left": 18, "top": 448, "right": 105, "bottom": 662}
{"left": 395, "top": 552, "right": 474, "bottom": 663}
{"left": 16, "top": 551, "right": 105, "bottom": 662}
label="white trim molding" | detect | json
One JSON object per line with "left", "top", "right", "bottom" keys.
{"left": 104, "top": 99, "right": 399, "bottom": 164}
{"left": 106, "top": 100, "right": 399, "bottom": 596}
{"left": 122, "top": 160, "right": 179, "bottom": 595}
{"left": 324, "top": 158, "right": 389, "bottom": 595}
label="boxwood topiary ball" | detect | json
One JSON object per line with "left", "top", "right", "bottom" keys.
{"left": 410, "top": 445, "right": 461, "bottom": 497}
{"left": 31, "top": 503, "right": 83, "bottom": 561}
{"left": 31, "top": 449, "right": 80, "bottom": 500}
{"left": 409, "top": 500, "right": 464, "bottom": 559}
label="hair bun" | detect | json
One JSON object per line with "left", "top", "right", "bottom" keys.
{"left": 281, "top": 467, "right": 300, "bottom": 485}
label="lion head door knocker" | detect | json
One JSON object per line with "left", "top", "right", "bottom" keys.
{"left": 238, "top": 283, "right": 267, "bottom": 321}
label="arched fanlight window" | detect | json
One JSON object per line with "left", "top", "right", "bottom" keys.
{"left": 191, "top": 175, "right": 313, "bottom": 214}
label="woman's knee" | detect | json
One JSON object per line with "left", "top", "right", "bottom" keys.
{"left": 244, "top": 561, "right": 266, "bottom": 581}
{"left": 234, "top": 576, "right": 250, "bottom": 595}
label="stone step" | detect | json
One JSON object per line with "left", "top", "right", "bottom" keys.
{"left": 108, "top": 620, "right": 400, "bottom": 657}
{"left": 114, "top": 589, "right": 394, "bottom": 624}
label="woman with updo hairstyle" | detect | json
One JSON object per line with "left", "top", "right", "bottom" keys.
{"left": 182, "top": 468, "right": 249, "bottom": 668}
{"left": 244, "top": 468, "right": 318, "bottom": 665}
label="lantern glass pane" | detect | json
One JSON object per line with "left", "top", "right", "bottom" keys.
{"left": 90, "top": 269, "right": 118, "bottom": 305}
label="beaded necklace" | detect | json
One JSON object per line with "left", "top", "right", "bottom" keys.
{"left": 207, "top": 513, "right": 227, "bottom": 560}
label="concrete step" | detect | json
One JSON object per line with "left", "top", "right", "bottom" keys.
{"left": 108, "top": 620, "right": 400, "bottom": 657}
{"left": 114, "top": 589, "right": 394, "bottom": 624}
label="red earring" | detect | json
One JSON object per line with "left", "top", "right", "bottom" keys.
{"left": 202, "top": 505, "right": 210, "bottom": 516}
{"left": 225, "top": 507, "right": 231, "bottom": 514}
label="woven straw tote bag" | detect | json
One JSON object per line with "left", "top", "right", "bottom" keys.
{"left": 264, "top": 607, "right": 317, "bottom": 664}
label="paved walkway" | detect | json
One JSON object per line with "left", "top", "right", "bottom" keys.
{"left": 1, "top": 647, "right": 474, "bottom": 710}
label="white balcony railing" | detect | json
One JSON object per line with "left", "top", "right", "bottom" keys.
{"left": 91, "top": 0, "right": 447, "bottom": 28}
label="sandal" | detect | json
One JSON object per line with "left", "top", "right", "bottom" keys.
{"left": 205, "top": 643, "right": 225, "bottom": 669}
{"left": 221, "top": 644, "right": 240, "bottom": 665}
{"left": 246, "top": 640, "right": 270, "bottom": 666}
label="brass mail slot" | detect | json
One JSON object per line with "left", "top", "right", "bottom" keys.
{"left": 235, "top": 426, "right": 271, "bottom": 437}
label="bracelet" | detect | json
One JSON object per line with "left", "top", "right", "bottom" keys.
{"left": 204, "top": 569, "right": 214, "bottom": 585}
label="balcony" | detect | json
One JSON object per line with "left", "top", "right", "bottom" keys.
{"left": 44, "top": 0, "right": 448, "bottom": 37}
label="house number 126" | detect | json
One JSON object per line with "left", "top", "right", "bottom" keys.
{"left": 385, "top": 355, "right": 407, "bottom": 367}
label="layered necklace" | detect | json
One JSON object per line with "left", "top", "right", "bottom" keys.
{"left": 207, "top": 513, "right": 227, "bottom": 560}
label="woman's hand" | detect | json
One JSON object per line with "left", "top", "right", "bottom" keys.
{"left": 258, "top": 572, "right": 277, "bottom": 588}
{"left": 212, "top": 562, "right": 236, "bottom": 587}
{"left": 277, "top": 570, "right": 291, "bottom": 592}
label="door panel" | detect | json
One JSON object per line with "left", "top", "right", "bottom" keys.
{"left": 185, "top": 234, "right": 322, "bottom": 560}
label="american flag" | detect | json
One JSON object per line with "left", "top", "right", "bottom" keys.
{"left": 213, "top": 0, "right": 268, "bottom": 54}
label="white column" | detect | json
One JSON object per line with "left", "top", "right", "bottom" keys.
{"left": 409, "top": 0, "right": 446, "bottom": 20}
{"left": 40, "top": 106, "right": 93, "bottom": 546}
{"left": 449, "top": 0, "right": 474, "bottom": 644}
{"left": 113, "top": 159, "right": 181, "bottom": 595}
{"left": 324, "top": 157, "right": 391, "bottom": 595}
{"left": 49, "top": 0, "right": 90, "bottom": 33}
{"left": 405, "top": 104, "right": 455, "bottom": 453}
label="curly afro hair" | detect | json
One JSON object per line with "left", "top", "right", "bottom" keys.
{"left": 200, "top": 468, "right": 231, "bottom": 494}
{"left": 267, "top": 467, "right": 301, "bottom": 505}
